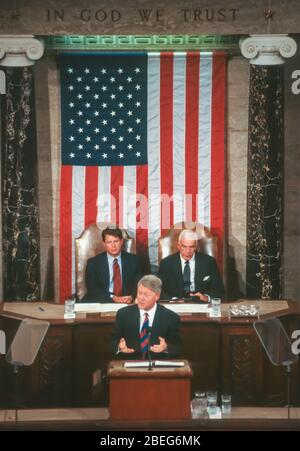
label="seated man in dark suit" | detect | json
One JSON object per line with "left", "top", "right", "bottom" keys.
{"left": 158, "top": 229, "right": 225, "bottom": 302}
{"left": 111, "top": 275, "right": 181, "bottom": 359}
{"left": 84, "top": 227, "right": 143, "bottom": 303}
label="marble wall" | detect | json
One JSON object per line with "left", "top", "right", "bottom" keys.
{"left": 35, "top": 57, "right": 60, "bottom": 302}
{"left": 284, "top": 38, "right": 300, "bottom": 300}
{"left": 226, "top": 57, "right": 249, "bottom": 298}
{"left": 1, "top": 67, "right": 40, "bottom": 300}
{"left": 246, "top": 64, "right": 284, "bottom": 299}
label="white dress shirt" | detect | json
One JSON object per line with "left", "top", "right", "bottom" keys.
{"left": 139, "top": 303, "right": 157, "bottom": 331}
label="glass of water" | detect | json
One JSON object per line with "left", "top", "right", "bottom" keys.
{"left": 64, "top": 298, "right": 75, "bottom": 319}
{"left": 207, "top": 391, "right": 218, "bottom": 416}
{"left": 211, "top": 298, "right": 221, "bottom": 317}
{"left": 190, "top": 391, "right": 207, "bottom": 418}
{"left": 221, "top": 394, "right": 232, "bottom": 415}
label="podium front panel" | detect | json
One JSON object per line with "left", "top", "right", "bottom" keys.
{"left": 108, "top": 360, "right": 192, "bottom": 420}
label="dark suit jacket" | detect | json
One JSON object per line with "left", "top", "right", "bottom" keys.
{"left": 111, "top": 303, "right": 181, "bottom": 359}
{"left": 158, "top": 252, "right": 225, "bottom": 300}
{"left": 83, "top": 251, "right": 143, "bottom": 303}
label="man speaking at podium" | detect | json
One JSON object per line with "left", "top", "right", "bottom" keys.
{"left": 111, "top": 275, "right": 181, "bottom": 360}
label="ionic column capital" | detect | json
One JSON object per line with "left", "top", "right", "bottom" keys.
{"left": 240, "top": 34, "right": 297, "bottom": 65}
{"left": 0, "top": 35, "right": 44, "bottom": 67}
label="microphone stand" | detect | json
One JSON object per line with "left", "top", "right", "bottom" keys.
{"left": 286, "top": 363, "right": 292, "bottom": 420}
{"left": 12, "top": 362, "right": 22, "bottom": 426}
{"left": 147, "top": 327, "right": 153, "bottom": 371}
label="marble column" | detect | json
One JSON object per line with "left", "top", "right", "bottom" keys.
{"left": 240, "top": 35, "right": 297, "bottom": 299}
{"left": 0, "top": 36, "right": 44, "bottom": 300}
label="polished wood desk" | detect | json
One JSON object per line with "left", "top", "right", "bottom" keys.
{"left": 1, "top": 407, "right": 300, "bottom": 430}
{"left": 0, "top": 300, "right": 299, "bottom": 408}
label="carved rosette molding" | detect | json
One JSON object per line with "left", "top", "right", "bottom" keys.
{"left": 240, "top": 34, "right": 297, "bottom": 65}
{"left": 0, "top": 35, "right": 44, "bottom": 67}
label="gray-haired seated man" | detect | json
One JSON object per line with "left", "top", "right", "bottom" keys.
{"left": 111, "top": 275, "right": 181, "bottom": 360}
{"left": 158, "top": 229, "right": 225, "bottom": 302}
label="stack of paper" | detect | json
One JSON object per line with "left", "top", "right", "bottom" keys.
{"left": 124, "top": 360, "right": 185, "bottom": 368}
{"left": 74, "top": 303, "right": 127, "bottom": 313}
{"left": 163, "top": 303, "right": 209, "bottom": 314}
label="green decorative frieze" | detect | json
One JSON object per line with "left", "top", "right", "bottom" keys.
{"left": 41, "top": 35, "right": 241, "bottom": 52}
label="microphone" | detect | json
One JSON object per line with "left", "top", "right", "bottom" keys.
{"left": 147, "top": 326, "right": 153, "bottom": 371}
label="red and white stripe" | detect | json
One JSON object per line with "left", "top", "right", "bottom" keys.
{"left": 59, "top": 52, "right": 226, "bottom": 302}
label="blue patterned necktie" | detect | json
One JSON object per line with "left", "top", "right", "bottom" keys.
{"left": 140, "top": 312, "right": 149, "bottom": 359}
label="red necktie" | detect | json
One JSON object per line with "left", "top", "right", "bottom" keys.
{"left": 113, "top": 258, "right": 122, "bottom": 296}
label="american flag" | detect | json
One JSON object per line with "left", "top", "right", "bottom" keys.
{"left": 59, "top": 52, "right": 226, "bottom": 303}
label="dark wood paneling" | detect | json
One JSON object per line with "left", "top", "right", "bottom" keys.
{"left": 222, "top": 325, "right": 264, "bottom": 404}
{"left": 72, "top": 322, "right": 113, "bottom": 406}
{"left": 181, "top": 322, "right": 220, "bottom": 394}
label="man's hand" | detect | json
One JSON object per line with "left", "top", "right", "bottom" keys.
{"left": 118, "top": 338, "right": 135, "bottom": 354}
{"left": 150, "top": 336, "right": 168, "bottom": 353}
{"left": 192, "top": 292, "right": 209, "bottom": 302}
{"left": 113, "top": 295, "right": 133, "bottom": 304}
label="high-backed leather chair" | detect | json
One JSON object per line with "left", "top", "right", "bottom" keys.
{"left": 158, "top": 221, "right": 218, "bottom": 264}
{"left": 75, "top": 222, "right": 136, "bottom": 300}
